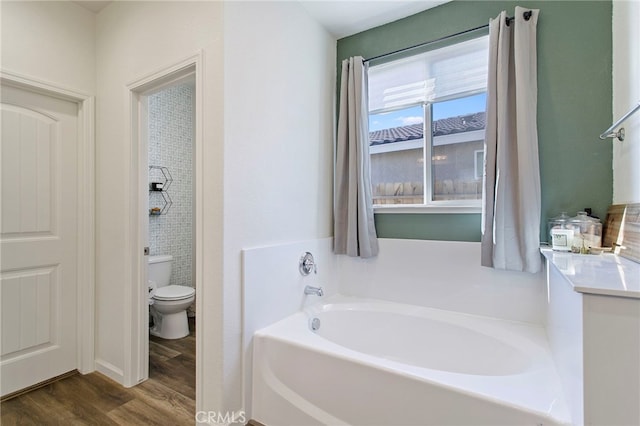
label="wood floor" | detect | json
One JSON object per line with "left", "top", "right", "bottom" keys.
{"left": 1, "top": 319, "right": 195, "bottom": 425}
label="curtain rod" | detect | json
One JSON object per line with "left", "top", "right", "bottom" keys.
{"left": 363, "top": 10, "right": 532, "bottom": 64}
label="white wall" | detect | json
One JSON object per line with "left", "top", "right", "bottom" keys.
{"left": 95, "top": 0, "right": 224, "bottom": 411}
{"left": 338, "top": 239, "right": 546, "bottom": 324}
{"left": 224, "top": 1, "right": 336, "bottom": 413}
{"left": 612, "top": 0, "right": 640, "bottom": 203}
{"left": 0, "top": 1, "right": 95, "bottom": 94}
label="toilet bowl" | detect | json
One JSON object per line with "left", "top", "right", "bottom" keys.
{"left": 148, "top": 255, "right": 195, "bottom": 339}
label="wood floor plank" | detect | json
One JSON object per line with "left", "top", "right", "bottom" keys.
{"left": 148, "top": 354, "right": 195, "bottom": 400}
{"left": 150, "top": 334, "right": 195, "bottom": 361}
{"left": 106, "top": 398, "right": 184, "bottom": 426}
{"left": 130, "top": 378, "right": 195, "bottom": 422}
{"left": 24, "top": 384, "right": 119, "bottom": 426}
{"left": 0, "top": 395, "right": 44, "bottom": 425}
{"left": 149, "top": 340, "right": 181, "bottom": 362}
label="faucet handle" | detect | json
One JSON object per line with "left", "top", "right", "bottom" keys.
{"left": 299, "top": 252, "right": 317, "bottom": 276}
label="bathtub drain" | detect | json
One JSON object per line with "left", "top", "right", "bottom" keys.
{"left": 310, "top": 317, "right": 320, "bottom": 331}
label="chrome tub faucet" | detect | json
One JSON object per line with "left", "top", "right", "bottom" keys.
{"left": 304, "top": 285, "right": 324, "bottom": 297}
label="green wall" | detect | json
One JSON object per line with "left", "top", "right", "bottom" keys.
{"left": 338, "top": 0, "right": 613, "bottom": 242}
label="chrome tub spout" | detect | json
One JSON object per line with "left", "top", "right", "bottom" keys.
{"left": 304, "top": 285, "right": 324, "bottom": 296}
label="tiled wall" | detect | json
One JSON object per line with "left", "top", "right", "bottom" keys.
{"left": 148, "top": 83, "right": 193, "bottom": 288}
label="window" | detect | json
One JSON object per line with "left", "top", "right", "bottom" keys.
{"left": 367, "top": 35, "right": 489, "bottom": 209}
{"left": 474, "top": 149, "right": 484, "bottom": 181}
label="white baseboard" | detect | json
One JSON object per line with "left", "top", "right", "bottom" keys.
{"left": 94, "top": 359, "right": 124, "bottom": 385}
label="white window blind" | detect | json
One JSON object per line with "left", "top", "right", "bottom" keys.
{"left": 368, "top": 35, "right": 489, "bottom": 113}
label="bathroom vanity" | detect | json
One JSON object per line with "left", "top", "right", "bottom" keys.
{"left": 542, "top": 248, "right": 640, "bottom": 425}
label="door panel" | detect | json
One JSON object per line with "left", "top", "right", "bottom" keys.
{"left": 1, "top": 267, "right": 55, "bottom": 356}
{"left": 0, "top": 83, "right": 78, "bottom": 396}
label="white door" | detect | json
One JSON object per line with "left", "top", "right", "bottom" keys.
{"left": 0, "top": 83, "right": 78, "bottom": 396}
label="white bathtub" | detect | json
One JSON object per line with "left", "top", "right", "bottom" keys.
{"left": 252, "top": 296, "right": 571, "bottom": 425}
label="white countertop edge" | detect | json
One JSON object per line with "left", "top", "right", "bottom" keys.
{"left": 571, "top": 286, "right": 640, "bottom": 299}
{"left": 540, "top": 247, "right": 640, "bottom": 300}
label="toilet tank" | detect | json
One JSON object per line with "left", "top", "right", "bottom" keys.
{"left": 148, "top": 254, "right": 172, "bottom": 287}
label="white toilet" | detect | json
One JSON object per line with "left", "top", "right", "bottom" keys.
{"left": 148, "top": 254, "right": 195, "bottom": 339}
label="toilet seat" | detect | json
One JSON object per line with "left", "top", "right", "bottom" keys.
{"left": 153, "top": 285, "right": 195, "bottom": 301}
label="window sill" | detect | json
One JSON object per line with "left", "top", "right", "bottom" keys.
{"left": 374, "top": 204, "right": 482, "bottom": 214}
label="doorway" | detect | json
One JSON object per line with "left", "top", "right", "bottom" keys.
{"left": 146, "top": 76, "right": 196, "bottom": 399}
{"left": 127, "top": 58, "right": 201, "bottom": 406}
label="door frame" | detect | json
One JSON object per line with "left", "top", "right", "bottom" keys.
{"left": 125, "top": 53, "right": 202, "bottom": 393}
{"left": 0, "top": 70, "right": 96, "bottom": 375}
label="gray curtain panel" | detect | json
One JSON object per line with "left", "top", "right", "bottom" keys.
{"left": 334, "top": 57, "right": 379, "bottom": 258}
{"left": 482, "top": 7, "right": 541, "bottom": 273}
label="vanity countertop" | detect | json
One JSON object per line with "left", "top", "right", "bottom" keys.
{"left": 541, "top": 248, "right": 640, "bottom": 299}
